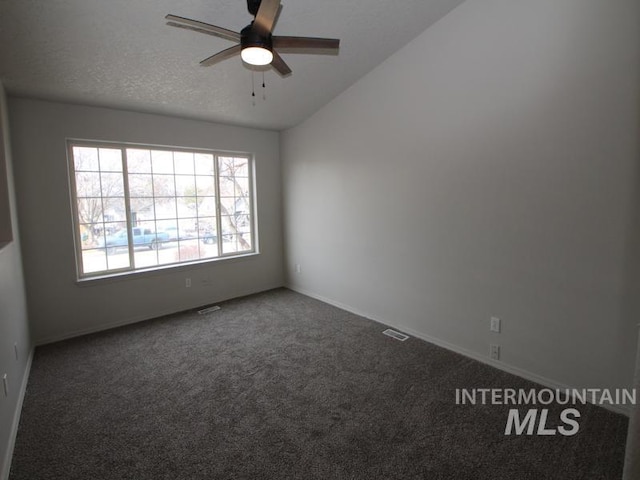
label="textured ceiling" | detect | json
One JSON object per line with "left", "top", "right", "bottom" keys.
{"left": 0, "top": 0, "right": 466, "bottom": 130}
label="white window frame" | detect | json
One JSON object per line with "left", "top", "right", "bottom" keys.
{"left": 67, "top": 139, "right": 257, "bottom": 280}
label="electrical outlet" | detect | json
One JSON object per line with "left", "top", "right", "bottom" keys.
{"left": 2, "top": 374, "right": 7, "bottom": 397}
{"left": 295, "top": 264, "right": 301, "bottom": 274}
{"left": 490, "top": 316, "right": 501, "bottom": 333}
{"left": 490, "top": 344, "right": 501, "bottom": 360}
{"left": 185, "top": 278, "right": 191, "bottom": 288}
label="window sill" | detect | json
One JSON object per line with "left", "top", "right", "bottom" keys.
{"left": 76, "top": 251, "right": 259, "bottom": 286}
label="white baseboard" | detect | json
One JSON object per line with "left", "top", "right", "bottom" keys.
{"left": 35, "top": 300, "right": 207, "bottom": 346}
{"left": 1, "top": 347, "right": 34, "bottom": 480}
{"left": 287, "top": 284, "right": 631, "bottom": 417}
{"left": 35, "top": 285, "right": 284, "bottom": 346}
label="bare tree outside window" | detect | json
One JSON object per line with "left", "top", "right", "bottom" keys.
{"left": 219, "top": 156, "right": 252, "bottom": 253}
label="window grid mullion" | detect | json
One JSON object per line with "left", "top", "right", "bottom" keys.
{"left": 121, "top": 148, "right": 136, "bottom": 270}
{"left": 96, "top": 148, "right": 110, "bottom": 271}
{"left": 214, "top": 154, "right": 223, "bottom": 255}
{"left": 248, "top": 155, "right": 256, "bottom": 253}
{"left": 172, "top": 151, "right": 180, "bottom": 258}
{"left": 194, "top": 160, "right": 201, "bottom": 259}
{"left": 149, "top": 150, "right": 159, "bottom": 264}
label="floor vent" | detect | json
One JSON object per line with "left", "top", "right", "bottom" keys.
{"left": 198, "top": 305, "right": 221, "bottom": 315}
{"left": 383, "top": 329, "right": 409, "bottom": 342}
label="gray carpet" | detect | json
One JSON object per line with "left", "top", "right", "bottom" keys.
{"left": 10, "top": 288, "right": 627, "bottom": 479}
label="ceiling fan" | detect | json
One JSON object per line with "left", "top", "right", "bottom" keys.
{"left": 166, "top": 0, "right": 340, "bottom": 76}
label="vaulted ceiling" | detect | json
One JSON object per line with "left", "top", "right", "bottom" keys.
{"left": 0, "top": 0, "right": 466, "bottom": 130}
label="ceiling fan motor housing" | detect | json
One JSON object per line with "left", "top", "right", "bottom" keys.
{"left": 241, "top": 23, "right": 273, "bottom": 52}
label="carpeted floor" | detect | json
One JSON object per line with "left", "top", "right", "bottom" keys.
{"left": 10, "top": 288, "right": 628, "bottom": 479}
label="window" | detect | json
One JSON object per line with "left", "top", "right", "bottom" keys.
{"left": 68, "top": 141, "right": 255, "bottom": 278}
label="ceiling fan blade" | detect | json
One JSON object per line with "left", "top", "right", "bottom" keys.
{"left": 166, "top": 14, "right": 240, "bottom": 43}
{"left": 273, "top": 36, "right": 340, "bottom": 53}
{"left": 200, "top": 45, "right": 242, "bottom": 67}
{"left": 271, "top": 51, "right": 292, "bottom": 77}
{"left": 253, "top": 0, "right": 281, "bottom": 35}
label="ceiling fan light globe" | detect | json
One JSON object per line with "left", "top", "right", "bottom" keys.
{"left": 241, "top": 47, "right": 273, "bottom": 66}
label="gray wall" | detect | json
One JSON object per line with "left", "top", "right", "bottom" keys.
{"left": 9, "top": 98, "right": 284, "bottom": 343}
{"left": 0, "top": 84, "right": 31, "bottom": 479}
{"left": 282, "top": 0, "right": 640, "bottom": 392}
{"left": 0, "top": 88, "right": 10, "bottom": 245}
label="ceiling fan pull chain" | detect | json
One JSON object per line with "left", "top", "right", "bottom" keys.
{"left": 251, "top": 72, "right": 256, "bottom": 106}
{"left": 262, "top": 72, "right": 266, "bottom": 100}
